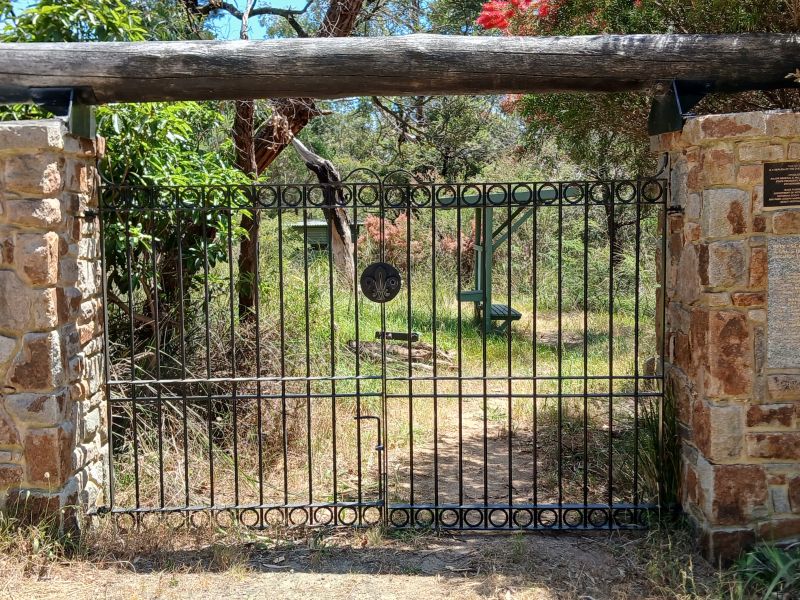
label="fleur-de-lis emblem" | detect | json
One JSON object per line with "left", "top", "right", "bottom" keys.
{"left": 360, "top": 262, "right": 402, "bottom": 303}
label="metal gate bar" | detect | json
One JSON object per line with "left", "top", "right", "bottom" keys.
{"left": 97, "top": 174, "right": 667, "bottom": 531}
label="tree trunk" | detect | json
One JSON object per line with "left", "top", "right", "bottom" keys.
{"left": 291, "top": 138, "right": 355, "bottom": 288}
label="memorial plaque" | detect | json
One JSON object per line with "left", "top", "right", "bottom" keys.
{"left": 764, "top": 162, "right": 800, "bottom": 208}
{"left": 767, "top": 236, "right": 800, "bottom": 368}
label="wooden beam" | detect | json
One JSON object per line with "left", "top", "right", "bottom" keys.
{"left": 0, "top": 34, "right": 798, "bottom": 104}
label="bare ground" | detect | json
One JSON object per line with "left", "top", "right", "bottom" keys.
{"left": 0, "top": 528, "right": 720, "bottom": 600}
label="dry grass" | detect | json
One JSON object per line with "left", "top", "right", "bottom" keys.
{"left": 0, "top": 514, "right": 746, "bottom": 600}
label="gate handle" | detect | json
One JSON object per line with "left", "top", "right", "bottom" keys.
{"left": 354, "top": 415, "right": 384, "bottom": 451}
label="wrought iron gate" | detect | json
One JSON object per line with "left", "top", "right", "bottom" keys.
{"left": 98, "top": 172, "right": 667, "bottom": 530}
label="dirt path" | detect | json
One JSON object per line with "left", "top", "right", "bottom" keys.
{"left": 1, "top": 530, "right": 718, "bottom": 600}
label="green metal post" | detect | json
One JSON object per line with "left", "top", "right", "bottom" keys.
{"left": 483, "top": 207, "right": 494, "bottom": 335}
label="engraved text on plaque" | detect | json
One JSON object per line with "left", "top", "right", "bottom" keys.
{"left": 767, "top": 236, "right": 800, "bottom": 368}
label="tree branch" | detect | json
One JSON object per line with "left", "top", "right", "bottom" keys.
{"left": 186, "top": 0, "right": 313, "bottom": 21}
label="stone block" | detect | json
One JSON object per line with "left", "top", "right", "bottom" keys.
{"left": 768, "top": 374, "right": 800, "bottom": 400}
{"left": 0, "top": 408, "right": 20, "bottom": 446}
{"left": 706, "top": 310, "right": 752, "bottom": 398}
{"left": 701, "top": 146, "right": 735, "bottom": 186}
{"left": 746, "top": 404, "right": 794, "bottom": 428}
{"left": 5, "top": 488, "right": 61, "bottom": 524}
{"left": 738, "top": 142, "right": 785, "bottom": 163}
{"left": 765, "top": 111, "right": 800, "bottom": 137}
{"left": 0, "top": 334, "right": 16, "bottom": 366}
{"left": 3, "top": 154, "right": 63, "bottom": 196}
{"left": 3, "top": 198, "right": 62, "bottom": 228}
{"left": 703, "top": 188, "right": 749, "bottom": 238}
{"left": 731, "top": 292, "right": 764, "bottom": 307}
{"left": 753, "top": 215, "right": 766, "bottom": 233}
{"left": 0, "top": 271, "right": 59, "bottom": 333}
{"left": 789, "top": 477, "right": 800, "bottom": 512}
{"left": 700, "top": 528, "right": 756, "bottom": 566}
{"left": 771, "top": 486, "right": 792, "bottom": 514}
{"left": 0, "top": 120, "right": 65, "bottom": 153}
{"left": 757, "top": 518, "right": 800, "bottom": 540}
{"left": 23, "top": 425, "right": 73, "bottom": 487}
{"left": 747, "top": 433, "right": 800, "bottom": 460}
{"left": 5, "top": 331, "right": 64, "bottom": 392}
{"left": 14, "top": 232, "right": 59, "bottom": 286}
{"left": 712, "top": 464, "right": 768, "bottom": 525}
{"left": 0, "top": 464, "right": 23, "bottom": 489}
{"left": 686, "top": 112, "right": 767, "bottom": 144}
{"left": 749, "top": 247, "right": 767, "bottom": 289}
{"left": 772, "top": 210, "right": 800, "bottom": 234}
{"left": 56, "top": 287, "right": 82, "bottom": 324}
{"left": 736, "top": 164, "right": 763, "bottom": 187}
{"left": 789, "top": 143, "right": 800, "bottom": 160}
{"left": 4, "top": 390, "right": 68, "bottom": 428}
{"left": 706, "top": 241, "right": 747, "bottom": 289}
{"left": 692, "top": 401, "right": 743, "bottom": 459}
{"left": 676, "top": 244, "right": 702, "bottom": 304}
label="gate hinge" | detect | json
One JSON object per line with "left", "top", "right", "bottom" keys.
{"left": 666, "top": 205, "right": 684, "bottom": 215}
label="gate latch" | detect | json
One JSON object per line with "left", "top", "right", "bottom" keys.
{"left": 375, "top": 331, "right": 419, "bottom": 342}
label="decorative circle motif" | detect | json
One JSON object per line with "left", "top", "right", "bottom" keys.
{"left": 362, "top": 506, "right": 382, "bottom": 526}
{"left": 564, "top": 182, "right": 585, "bottom": 205}
{"left": 358, "top": 185, "right": 380, "bottom": 207}
{"left": 563, "top": 509, "right": 583, "bottom": 528}
{"left": 264, "top": 508, "right": 284, "bottom": 527}
{"left": 390, "top": 508, "right": 410, "bottom": 528}
{"left": 589, "top": 182, "right": 611, "bottom": 204}
{"left": 289, "top": 507, "right": 309, "bottom": 526}
{"left": 512, "top": 184, "right": 534, "bottom": 206}
{"left": 114, "top": 512, "right": 136, "bottom": 533}
{"left": 282, "top": 185, "right": 303, "bottom": 208}
{"left": 537, "top": 183, "right": 559, "bottom": 205}
{"left": 411, "top": 186, "right": 432, "bottom": 207}
{"left": 414, "top": 508, "right": 435, "bottom": 528}
{"left": 615, "top": 181, "right": 638, "bottom": 204}
{"left": 307, "top": 185, "right": 326, "bottom": 207}
{"left": 463, "top": 508, "right": 483, "bottom": 528}
{"left": 339, "top": 507, "right": 359, "bottom": 526}
{"left": 537, "top": 509, "right": 558, "bottom": 528}
{"left": 360, "top": 262, "right": 403, "bottom": 303}
{"left": 436, "top": 185, "right": 458, "bottom": 208}
{"left": 488, "top": 509, "right": 509, "bottom": 529}
{"left": 256, "top": 185, "right": 278, "bottom": 208}
{"left": 512, "top": 509, "right": 534, "bottom": 528}
{"left": 215, "top": 510, "right": 236, "bottom": 528}
{"left": 461, "top": 185, "right": 482, "bottom": 207}
{"left": 641, "top": 179, "right": 664, "bottom": 203}
{"left": 486, "top": 184, "right": 508, "bottom": 207}
{"left": 588, "top": 508, "right": 609, "bottom": 528}
{"left": 189, "top": 511, "right": 210, "bottom": 528}
{"left": 385, "top": 187, "right": 408, "bottom": 208}
{"left": 613, "top": 508, "right": 635, "bottom": 527}
{"left": 439, "top": 509, "right": 460, "bottom": 528}
{"left": 240, "top": 508, "right": 261, "bottom": 528}
{"left": 313, "top": 506, "right": 334, "bottom": 526}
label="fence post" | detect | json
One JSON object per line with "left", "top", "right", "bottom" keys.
{"left": 654, "top": 111, "right": 800, "bottom": 564}
{"left": 0, "top": 119, "right": 106, "bottom": 532}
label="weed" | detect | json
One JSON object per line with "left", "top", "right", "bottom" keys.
{"left": 730, "top": 542, "right": 800, "bottom": 600}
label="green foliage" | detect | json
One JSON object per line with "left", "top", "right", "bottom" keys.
{"left": 1, "top": 0, "right": 146, "bottom": 42}
{"left": 731, "top": 543, "right": 800, "bottom": 599}
{"left": 502, "top": 0, "right": 800, "bottom": 177}
{"left": 98, "top": 102, "right": 248, "bottom": 305}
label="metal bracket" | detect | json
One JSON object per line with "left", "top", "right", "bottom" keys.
{"left": 647, "top": 80, "right": 712, "bottom": 136}
{"left": 10, "top": 87, "right": 97, "bottom": 138}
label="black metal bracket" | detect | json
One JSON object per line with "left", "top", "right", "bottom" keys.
{"left": 647, "top": 80, "right": 713, "bottom": 136}
{"left": 1, "top": 86, "right": 97, "bottom": 138}
{"left": 375, "top": 331, "right": 420, "bottom": 342}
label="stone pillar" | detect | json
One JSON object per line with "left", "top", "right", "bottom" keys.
{"left": 655, "top": 111, "right": 800, "bottom": 563}
{"left": 0, "top": 119, "right": 106, "bottom": 530}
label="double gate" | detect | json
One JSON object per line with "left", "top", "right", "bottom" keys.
{"left": 98, "top": 172, "right": 667, "bottom": 530}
